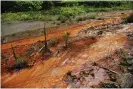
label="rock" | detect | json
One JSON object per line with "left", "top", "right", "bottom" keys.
{"left": 120, "top": 73, "right": 133, "bottom": 88}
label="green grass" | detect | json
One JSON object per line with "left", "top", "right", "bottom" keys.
{"left": 2, "top": 5, "right": 132, "bottom": 23}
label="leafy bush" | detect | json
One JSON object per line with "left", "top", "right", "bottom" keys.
{"left": 1, "top": 1, "right": 43, "bottom": 12}
{"left": 60, "top": 6, "right": 86, "bottom": 17}
{"left": 58, "top": 15, "right": 68, "bottom": 23}
{"left": 1, "top": 2, "right": 132, "bottom": 23}
{"left": 2, "top": 1, "right": 132, "bottom": 13}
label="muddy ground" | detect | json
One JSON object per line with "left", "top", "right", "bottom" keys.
{"left": 1, "top": 10, "right": 133, "bottom": 88}
{"left": 1, "top": 10, "right": 132, "bottom": 43}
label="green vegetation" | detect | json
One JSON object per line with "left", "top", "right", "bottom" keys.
{"left": 1, "top": 1, "right": 43, "bottom": 12}
{"left": 11, "top": 45, "right": 28, "bottom": 70}
{"left": 1, "top": 1, "right": 133, "bottom": 23}
{"left": 25, "top": 47, "right": 34, "bottom": 58}
{"left": 119, "top": 50, "right": 133, "bottom": 73}
{"left": 11, "top": 57, "right": 28, "bottom": 70}
{"left": 49, "top": 37, "right": 58, "bottom": 46}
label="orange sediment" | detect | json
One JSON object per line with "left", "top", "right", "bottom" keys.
{"left": 1, "top": 17, "right": 124, "bottom": 50}
{"left": 1, "top": 12, "right": 132, "bottom": 88}
{"left": 1, "top": 32, "right": 128, "bottom": 88}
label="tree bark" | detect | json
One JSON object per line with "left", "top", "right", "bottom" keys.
{"left": 11, "top": 45, "right": 17, "bottom": 61}
{"left": 44, "top": 25, "right": 48, "bottom": 52}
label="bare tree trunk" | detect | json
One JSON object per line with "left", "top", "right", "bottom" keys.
{"left": 44, "top": 25, "right": 48, "bottom": 52}
{"left": 11, "top": 45, "right": 17, "bottom": 61}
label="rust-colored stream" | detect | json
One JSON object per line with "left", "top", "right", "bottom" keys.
{"left": 1, "top": 32, "right": 128, "bottom": 88}
{"left": 1, "top": 13, "right": 132, "bottom": 88}
{"left": 1, "top": 16, "right": 127, "bottom": 50}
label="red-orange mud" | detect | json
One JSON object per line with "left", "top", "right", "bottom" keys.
{"left": 1, "top": 12, "right": 132, "bottom": 88}
{"left": 1, "top": 32, "right": 128, "bottom": 88}
{"left": 75, "top": 39, "right": 97, "bottom": 46}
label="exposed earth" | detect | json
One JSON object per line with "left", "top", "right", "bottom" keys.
{"left": 1, "top": 10, "right": 133, "bottom": 88}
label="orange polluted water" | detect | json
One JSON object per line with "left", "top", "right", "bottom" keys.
{"left": 1, "top": 32, "right": 127, "bottom": 88}
{"left": 1, "top": 12, "right": 132, "bottom": 88}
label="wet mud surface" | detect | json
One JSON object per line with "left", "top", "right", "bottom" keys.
{"left": 1, "top": 11, "right": 133, "bottom": 88}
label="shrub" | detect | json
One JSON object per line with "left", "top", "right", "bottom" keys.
{"left": 88, "top": 15, "right": 96, "bottom": 19}
{"left": 11, "top": 57, "right": 28, "bottom": 70}
{"left": 25, "top": 47, "right": 34, "bottom": 57}
{"left": 61, "top": 6, "right": 85, "bottom": 17}
{"left": 2, "top": 1, "right": 43, "bottom": 12}
{"left": 49, "top": 37, "right": 58, "bottom": 46}
{"left": 58, "top": 15, "right": 68, "bottom": 23}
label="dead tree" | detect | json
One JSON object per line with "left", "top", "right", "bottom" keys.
{"left": 11, "top": 45, "right": 17, "bottom": 61}
{"left": 44, "top": 25, "right": 48, "bottom": 52}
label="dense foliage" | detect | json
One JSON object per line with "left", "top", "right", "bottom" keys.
{"left": 1, "top": 1, "right": 133, "bottom": 23}
{"left": 2, "top": 1, "right": 133, "bottom": 13}
{"left": 1, "top": 1, "right": 43, "bottom": 12}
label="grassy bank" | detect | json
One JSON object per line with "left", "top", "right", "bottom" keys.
{"left": 2, "top": 5, "right": 132, "bottom": 23}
